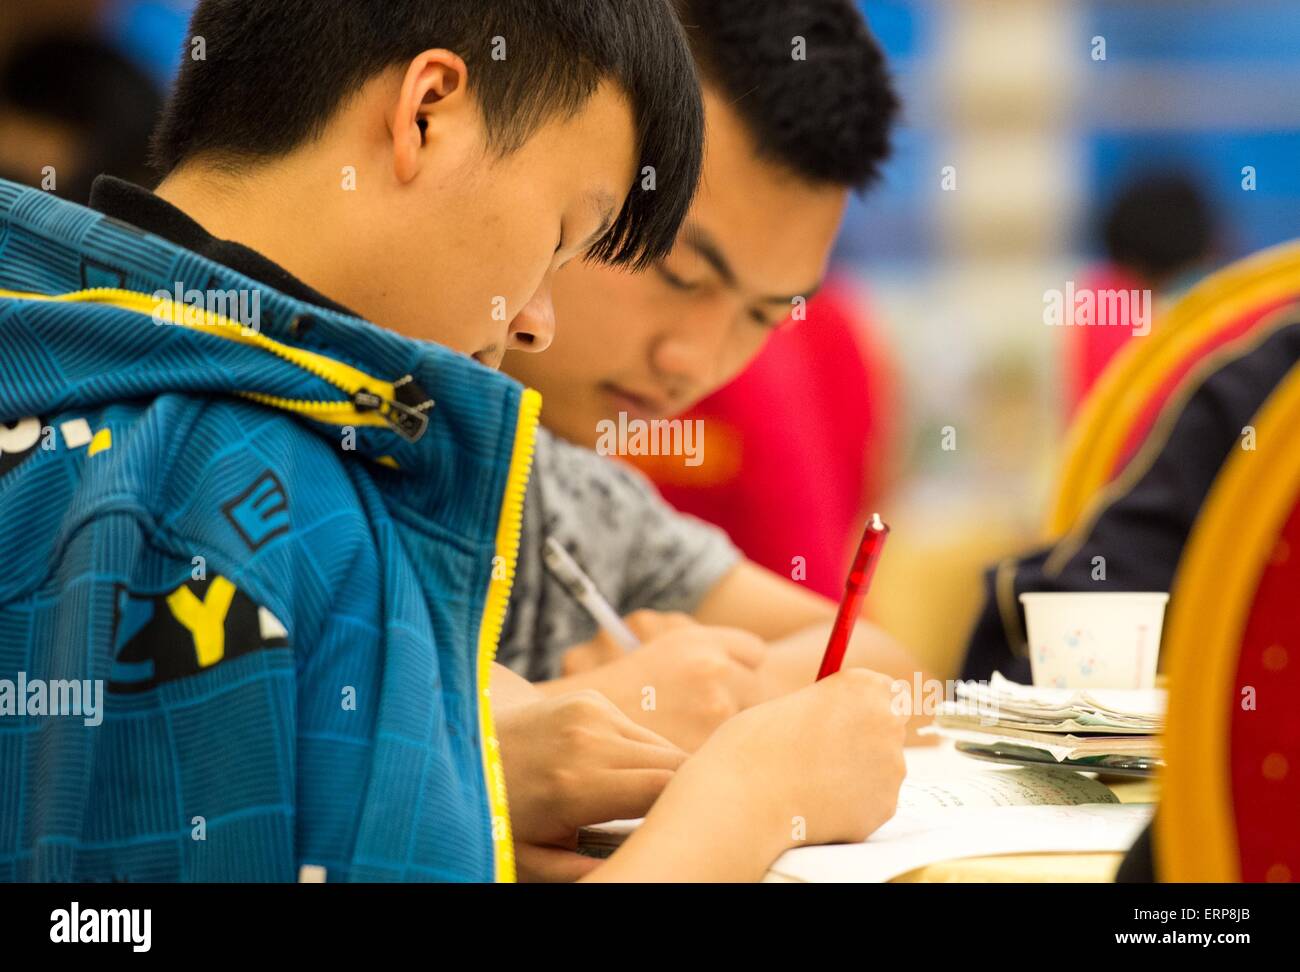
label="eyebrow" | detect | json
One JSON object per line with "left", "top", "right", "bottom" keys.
{"left": 681, "top": 223, "right": 822, "bottom": 307}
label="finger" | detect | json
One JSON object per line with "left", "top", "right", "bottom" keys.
{"left": 625, "top": 610, "right": 693, "bottom": 639}
{"left": 612, "top": 714, "right": 688, "bottom": 752}
{"left": 605, "top": 737, "right": 689, "bottom": 772}
{"left": 561, "top": 643, "right": 600, "bottom": 676}
{"left": 726, "top": 665, "right": 766, "bottom": 709}
{"left": 579, "top": 767, "right": 677, "bottom": 821}
{"left": 515, "top": 842, "right": 602, "bottom": 883}
{"left": 563, "top": 633, "right": 625, "bottom": 675}
{"left": 718, "top": 632, "right": 767, "bottom": 670}
{"left": 590, "top": 632, "right": 629, "bottom": 663}
{"left": 723, "top": 640, "right": 766, "bottom": 670}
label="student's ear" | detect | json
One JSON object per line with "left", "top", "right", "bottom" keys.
{"left": 391, "top": 49, "right": 470, "bottom": 185}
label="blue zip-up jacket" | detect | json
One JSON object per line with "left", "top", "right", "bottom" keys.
{"left": 0, "top": 178, "right": 534, "bottom": 881}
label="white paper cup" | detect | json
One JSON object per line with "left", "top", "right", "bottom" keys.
{"left": 1019, "top": 592, "right": 1169, "bottom": 689}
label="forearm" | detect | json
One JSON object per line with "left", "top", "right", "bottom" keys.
{"left": 582, "top": 761, "right": 787, "bottom": 882}
{"left": 491, "top": 661, "right": 545, "bottom": 710}
{"left": 692, "top": 561, "right": 836, "bottom": 640}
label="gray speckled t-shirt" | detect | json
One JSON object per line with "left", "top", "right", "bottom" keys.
{"left": 498, "top": 428, "right": 741, "bottom": 681}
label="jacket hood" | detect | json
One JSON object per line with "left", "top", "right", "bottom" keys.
{"left": 0, "top": 178, "right": 530, "bottom": 488}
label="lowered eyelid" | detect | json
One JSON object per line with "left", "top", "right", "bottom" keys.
{"left": 580, "top": 210, "right": 616, "bottom": 254}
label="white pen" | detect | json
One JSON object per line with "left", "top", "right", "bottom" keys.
{"left": 542, "top": 537, "right": 641, "bottom": 651}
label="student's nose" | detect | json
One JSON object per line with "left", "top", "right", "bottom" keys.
{"left": 651, "top": 311, "right": 730, "bottom": 388}
{"left": 508, "top": 284, "right": 557, "bottom": 354}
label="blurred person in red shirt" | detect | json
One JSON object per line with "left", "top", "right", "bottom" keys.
{"left": 630, "top": 279, "right": 897, "bottom": 600}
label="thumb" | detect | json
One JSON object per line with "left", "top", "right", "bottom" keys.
{"left": 717, "top": 630, "right": 768, "bottom": 670}
{"left": 624, "top": 609, "right": 694, "bottom": 641}
{"left": 561, "top": 635, "right": 623, "bottom": 676}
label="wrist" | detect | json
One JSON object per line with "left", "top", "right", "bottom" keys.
{"left": 596, "top": 758, "right": 788, "bottom": 882}
{"left": 674, "top": 744, "right": 795, "bottom": 861}
{"left": 534, "top": 676, "right": 574, "bottom": 699}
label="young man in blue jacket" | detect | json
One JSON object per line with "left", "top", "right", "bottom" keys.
{"left": 0, "top": 0, "right": 906, "bottom": 883}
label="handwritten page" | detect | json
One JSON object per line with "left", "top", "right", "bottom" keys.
{"left": 898, "top": 766, "right": 1117, "bottom": 814}
{"left": 579, "top": 744, "right": 1153, "bottom": 878}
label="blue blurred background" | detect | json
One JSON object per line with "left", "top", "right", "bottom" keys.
{"left": 842, "top": 0, "right": 1300, "bottom": 264}
{"left": 62, "top": 0, "right": 1300, "bottom": 264}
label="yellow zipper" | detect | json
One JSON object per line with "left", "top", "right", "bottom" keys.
{"left": 0, "top": 288, "right": 427, "bottom": 439}
{"left": 476, "top": 387, "right": 541, "bottom": 883}
{"left": 3, "top": 285, "right": 541, "bottom": 882}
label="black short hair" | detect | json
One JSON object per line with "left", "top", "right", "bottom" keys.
{"left": 1101, "top": 173, "right": 1216, "bottom": 285}
{"left": 672, "top": 0, "right": 898, "bottom": 188}
{"left": 151, "top": 0, "right": 703, "bottom": 269}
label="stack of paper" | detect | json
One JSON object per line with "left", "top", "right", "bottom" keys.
{"left": 578, "top": 819, "right": 638, "bottom": 859}
{"left": 930, "top": 672, "right": 1164, "bottom": 761}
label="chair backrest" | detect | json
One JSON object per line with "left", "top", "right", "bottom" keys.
{"left": 1158, "top": 361, "right": 1300, "bottom": 882}
{"left": 1047, "top": 240, "right": 1300, "bottom": 539}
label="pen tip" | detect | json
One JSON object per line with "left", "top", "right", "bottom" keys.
{"left": 870, "top": 512, "right": 884, "bottom": 530}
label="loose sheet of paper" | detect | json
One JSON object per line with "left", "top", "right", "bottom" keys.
{"left": 767, "top": 803, "right": 1153, "bottom": 883}
{"left": 580, "top": 744, "right": 1154, "bottom": 879}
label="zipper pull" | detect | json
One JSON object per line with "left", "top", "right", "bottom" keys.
{"left": 352, "top": 387, "right": 430, "bottom": 443}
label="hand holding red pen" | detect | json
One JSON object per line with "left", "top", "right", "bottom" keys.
{"left": 592, "top": 667, "right": 907, "bottom": 880}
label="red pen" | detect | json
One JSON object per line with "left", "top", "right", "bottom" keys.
{"left": 816, "top": 513, "right": 890, "bottom": 681}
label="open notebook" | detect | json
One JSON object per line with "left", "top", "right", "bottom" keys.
{"left": 578, "top": 752, "right": 1153, "bottom": 881}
